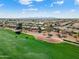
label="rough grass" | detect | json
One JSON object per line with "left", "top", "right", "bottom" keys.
{"left": 0, "top": 29, "right": 79, "bottom": 59}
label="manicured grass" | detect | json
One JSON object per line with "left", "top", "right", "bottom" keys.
{"left": 0, "top": 29, "right": 79, "bottom": 59}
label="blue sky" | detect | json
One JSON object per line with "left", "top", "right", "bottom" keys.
{"left": 0, "top": 0, "right": 79, "bottom": 18}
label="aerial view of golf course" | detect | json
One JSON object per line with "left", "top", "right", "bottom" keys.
{"left": 0, "top": 0, "right": 79, "bottom": 59}
{"left": 0, "top": 28, "right": 79, "bottom": 59}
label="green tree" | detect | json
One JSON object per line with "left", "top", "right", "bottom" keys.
{"left": 15, "top": 23, "right": 22, "bottom": 35}
{"left": 38, "top": 26, "right": 42, "bottom": 33}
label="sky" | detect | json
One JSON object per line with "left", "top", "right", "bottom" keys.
{"left": 0, "top": 0, "right": 79, "bottom": 18}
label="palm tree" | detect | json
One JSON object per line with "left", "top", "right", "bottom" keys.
{"left": 15, "top": 23, "right": 22, "bottom": 35}
{"left": 74, "top": 35, "right": 77, "bottom": 42}
{"left": 76, "top": 32, "right": 79, "bottom": 42}
{"left": 46, "top": 24, "right": 53, "bottom": 32}
{"left": 38, "top": 26, "right": 42, "bottom": 33}
{"left": 77, "top": 32, "right": 79, "bottom": 37}
{"left": 73, "top": 32, "right": 79, "bottom": 42}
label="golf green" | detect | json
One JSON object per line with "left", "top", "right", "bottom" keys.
{"left": 0, "top": 29, "right": 79, "bottom": 59}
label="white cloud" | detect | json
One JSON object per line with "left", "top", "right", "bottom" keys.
{"left": 28, "top": 4, "right": 34, "bottom": 7}
{"left": 28, "top": 8, "right": 38, "bottom": 11}
{"left": 35, "top": 0, "right": 43, "bottom": 2}
{"left": 19, "top": 0, "right": 32, "bottom": 5}
{"left": 18, "top": 0, "right": 43, "bottom": 5}
{"left": 50, "top": 3, "right": 53, "bottom": 7}
{"left": 75, "top": 0, "right": 79, "bottom": 5}
{"left": 52, "top": 10, "right": 79, "bottom": 18}
{"left": 0, "top": 3, "right": 4, "bottom": 7}
{"left": 53, "top": 10, "right": 61, "bottom": 14}
{"left": 22, "top": 8, "right": 38, "bottom": 15}
{"left": 20, "top": 9, "right": 50, "bottom": 18}
{"left": 70, "top": 9, "right": 76, "bottom": 12}
{"left": 54, "top": 0, "right": 64, "bottom": 5}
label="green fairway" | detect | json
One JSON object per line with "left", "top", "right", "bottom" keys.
{"left": 0, "top": 29, "right": 79, "bottom": 59}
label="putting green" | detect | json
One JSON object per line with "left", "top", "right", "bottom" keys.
{"left": 0, "top": 29, "right": 79, "bottom": 59}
